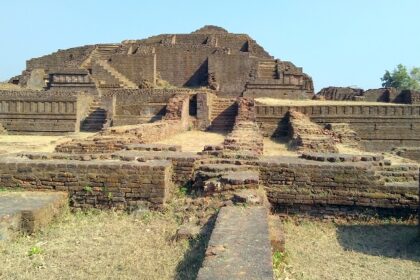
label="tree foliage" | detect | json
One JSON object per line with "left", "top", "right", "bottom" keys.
{"left": 381, "top": 64, "right": 420, "bottom": 90}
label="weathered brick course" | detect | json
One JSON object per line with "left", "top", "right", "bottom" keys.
{"left": 0, "top": 156, "right": 172, "bottom": 209}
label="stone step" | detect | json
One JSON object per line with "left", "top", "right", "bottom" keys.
{"left": 197, "top": 206, "right": 273, "bottom": 280}
{"left": 198, "top": 163, "right": 255, "bottom": 173}
{"left": 377, "top": 171, "right": 418, "bottom": 177}
{"left": 87, "top": 111, "right": 106, "bottom": 115}
{"left": 81, "top": 101, "right": 107, "bottom": 132}
{"left": 96, "top": 60, "right": 137, "bottom": 89}
{"left": 199, "top": 170, "right": 259, "bottom": 194}
{"left": 86, "top": 114, "right": 106, "bottom": 119}
{"left": 0, "top": 191, "right": 68, "bottom": 241}
{"left": 220, "top": 171, "right": 259, "bottom": 186}
{"left": 197, "top": 157, "right": 258, "bottom": 166}
{"left": 380, "top": 165, "right": 418, "bottom": 172}
{"left": 81, "top": 123, "right": 104, "bottom": 128}
{"left": 124, "top": 144, "right": 181, "bottom": 152}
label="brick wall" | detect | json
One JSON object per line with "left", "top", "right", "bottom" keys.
{"left": 392, "top": 147, "right": 420, "bottom": 162}
{"left": 208, "top": 53, "right": 255, "bottom": 96}
{"left": 362, "top": 88, "right": 398, "bottom": 102}
{"left": 260, "top": 157, "right": 419, "bottom": 217}
{"left": 109, "top": 53, "right": 156, "bottom": 85}
{"left": 317, "top": 87, "right": 363, "bottom": 100}
{"left": 0, "top": 156, "right": 172, "bottom": 209}
{"left": 26, "top": 45, "right": 94, "bottom": 71}
{"left": 55, "top": 119, "right": 187, "bottom": 153}
{"left": 256, "top": 104, "right": 420, "bottom": 151}
{"left": 155, "top": 45, "right": 214, "bottom": 87}
{"left": 0, "top": 90, "right": 86, "bottom": 134}
{"left": 56, "top": 93, "right": 191, "bottom": 153}
{"left": 102, "top": 88, "right": 195, "bottom": 126}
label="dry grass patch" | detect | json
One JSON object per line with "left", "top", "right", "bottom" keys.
{"left": 0, "top": 204, "right": 210, "bottom": 280}
{"left": 156, "top": 130, "right": 225, "bottom": 153}
{"left": 336, "top": 144, "right": 377, "bottom": 155}
{"left": 264, "top": 137, "right": 299, "bottom": 157}
{"left": 256, "top": 98, "right": 402, "bottom": 106}
{"left": 276, "top": 219, "right": 420, "bottom": 280}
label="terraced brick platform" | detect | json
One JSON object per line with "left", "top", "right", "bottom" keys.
{"left": 197, "top": 206, "right": 273, "bottom": 280}
{"left": 0, "top": 191, "right": 67, "bottom": 241}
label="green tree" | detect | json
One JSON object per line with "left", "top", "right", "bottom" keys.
{"left": 381, "top": 64, "right": 420, "bottom": 90}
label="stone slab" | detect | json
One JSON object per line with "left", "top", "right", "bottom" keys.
{"left": 197, "top": 206, "right": 273, "bottom": 280}
{"left": 0, "top": 191, "right": 67, "bottom": 241}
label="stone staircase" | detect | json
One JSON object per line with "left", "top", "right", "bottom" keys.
{"left": 222, "top": 121, "right": 264, "bottom": 158}
{"left": 95, "top": 60, "right": 137, "bottom": 89}
{"left": 195, "top": 98, "right": 264, "bottom": 195}
{"left": 81, "top": 44, "right": 120, "bottom": 69}
{"left": 195, "top": 119, "right": 264, "bottom": 195}
{"left": 258, "top": 59, "right": 278, "bottom": 80}
{"left": 208, "top": 97, "right": 238, "bottom": 132}
{"left": 81, "top": 99, "right": 108, "bottom": 132}
{"left": 193, "top": 158, "right": 259, "bottom": 194}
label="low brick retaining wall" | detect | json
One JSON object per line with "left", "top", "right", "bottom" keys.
{"left": 113, "top": 150, "right": 199, "bottom": 186}
{"left": 55, "top": 119, "right": 187, "bottom": 153}
{"left": 260, "top": 156, "right": 419, "bottom": 217}
{"left": 256, "top": 103, "right": 420, "bottom": 152}
{"left": 0, "top": 156, "right": 172, "bottom": 209}
{"left": 21, "top": 148, "right": 199, "bottom": 187}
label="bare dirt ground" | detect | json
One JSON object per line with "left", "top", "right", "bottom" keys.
{"left": 0, "top": 133, "right": 93, "bottom": 154}
{"left": 156, "top": 130, "right": 226, "bottom": 153}
{"left": 276, "top": 219, "right": 420, "bottom": 280}
{"left": 256, "top": 97, "right": 403, "bottom": 106}
{"left": 156, "top": 130, "right": 300, "bottom": 157}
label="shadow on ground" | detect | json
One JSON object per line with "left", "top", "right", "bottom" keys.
{"left": 336, "top": 224, "right": 420, "bottom": 262}
{"left": 175, "top": 213, "right": 217, "bottom": 280}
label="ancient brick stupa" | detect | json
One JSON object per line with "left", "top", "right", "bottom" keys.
{"left": 12, "top": 25, "right": 314, "bottom": 99}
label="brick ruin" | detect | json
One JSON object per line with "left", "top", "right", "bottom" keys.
{"left": 0, "top": 92, "right": 417, "bottom": 216}
{"left": 12, "top": 25, "right": 313, "bottom": 98}
{"left": 0, "top": 25, "right": 419, "bottom": 276}
{"left": 0, "top": 25, "right": 418, "bottom": 211}
{"left": 317, "top": 86, "right": 420, "bottom": 104}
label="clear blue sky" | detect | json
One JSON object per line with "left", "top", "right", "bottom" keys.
{"left": 1, "top": 0, "right": 419, "bottom": 91}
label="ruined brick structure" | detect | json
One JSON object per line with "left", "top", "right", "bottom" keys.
{"left": 0, "top": 25, "right": 418, "bottom": 218}
{"left": 12, "top": 25, "right": 313, "bottom": 98}
{"left": 318, "top": 86, "right": 420, "bottom": 104}
{"left": 0, "top": 90, "right": 93, "bottom": 134}
{"left": 256, "top": 102, "right": 420, "bottom": 153}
